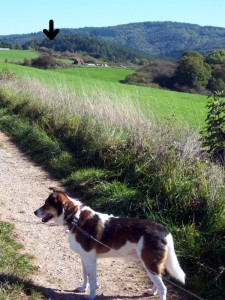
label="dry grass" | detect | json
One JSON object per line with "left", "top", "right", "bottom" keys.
{"left": 1, "top": 76, "right": 198, "bottom": 148}
{"left": 2, "top": 77, "right": 154, "bottom": 143}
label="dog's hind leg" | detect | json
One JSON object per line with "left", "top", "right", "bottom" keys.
{"left": 147, "top": 272, "right": 167, "bottom": 300}
{"left": 141, "top": 257, "right": 167, "bottom": 300}
{"left": 136, "top": 237, "right": 167, "bottom": 299}
{"left": 75, "top": 259, "right": 88, "bottom": 292}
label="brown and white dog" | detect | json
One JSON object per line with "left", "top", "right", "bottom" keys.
{"left": 34, "top": 187, "right": 185, "bottom": 300}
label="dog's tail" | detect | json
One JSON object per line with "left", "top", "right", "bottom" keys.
{"left": 164, "top": 233, "right": 185, "bottom": 284}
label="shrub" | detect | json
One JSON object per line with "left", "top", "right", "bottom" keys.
{"left": 200, "top": 91, "right": 225, "bottom": 163}
{"left": 24, "top": 55, "right": 66, "bottom": 69}
{"left": 123, "top": 61, "right": 177, "bottom": 88}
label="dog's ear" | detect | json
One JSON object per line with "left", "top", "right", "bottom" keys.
{"left": 49, "top": 187, "right": 65, "bottom": 193}
{"left": 53, "top": 193, "right": 59, "bottom": 203}
{"left": 49, "top": 187, "right": 65, "bottom": 204}
{"left": 49, "top": 187, "right": 58, "bottom": 193}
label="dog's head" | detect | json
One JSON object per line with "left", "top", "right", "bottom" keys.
{"left": 34, "top": 187, "right": 66, "bottom": 224}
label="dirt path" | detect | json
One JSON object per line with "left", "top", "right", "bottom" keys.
{"left": 0, "top": 131, "right": 184, "bottom": 300}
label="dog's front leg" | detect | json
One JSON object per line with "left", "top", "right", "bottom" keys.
{"left": 84, "top": 257, "right": 97, "bottom": 300}
{"left": 75, "top": 259, "right": 88, "bottom": 292}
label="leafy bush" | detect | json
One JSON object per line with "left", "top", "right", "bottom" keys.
{"left": 201, "top": 92, "right": 225, "bottom": 163}
{"left": 123, "top": 61, "right": 177, "bottom": 88}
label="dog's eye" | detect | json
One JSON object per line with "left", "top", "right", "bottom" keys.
{"left": 43, "top": 203, "right": 51, "bottom": 210}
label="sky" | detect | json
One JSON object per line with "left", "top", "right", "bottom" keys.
{"left": 1, "top": 0, "right": 225, "bottom": 35}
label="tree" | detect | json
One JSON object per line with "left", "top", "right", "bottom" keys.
{"left": 208, "top": 78, "right": 225, "bottom": 92}
{"left": 175, "top": 53, "right": 211, "bottom": 90}
{"left": 205, "top": 49, "right": 225, "bottom": 64}
{"left": 14, "top": 44, "right": 22, "bottom": 50}
{"left": 207, "top": 64, "right": 225, "bottom": 92}
{"left": 181, "top": 51, "right": 204, "bottom": 59}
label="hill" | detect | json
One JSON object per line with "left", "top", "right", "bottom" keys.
{"left": 1, "top": 21, "right": 225, "bottom": 59}
{"left": 23, "top": 34, "right": 150, "bottom": 63}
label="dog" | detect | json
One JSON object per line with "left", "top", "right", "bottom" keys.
{"left": 34, "top": 187, "right": 185, "bottom": 300}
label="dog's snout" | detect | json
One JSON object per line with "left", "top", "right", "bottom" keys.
{"left": 34, "top": 209, "right": 42, "bottom": 217}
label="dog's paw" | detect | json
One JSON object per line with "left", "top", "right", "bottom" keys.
{"left": 75, "top": 284, "right": 87, "bottom": 293}
{"left": 146, "top": 288, "right": 158, "bottom": 296}
{"left": 75, "top": 283, "right": 99, "bottom": 293}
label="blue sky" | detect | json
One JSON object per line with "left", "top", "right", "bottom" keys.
{"left": 1, "top": 0, "right": 225, "bottom": 35}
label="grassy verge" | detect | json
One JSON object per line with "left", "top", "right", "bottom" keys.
{"left": 0, "top": 221, "right": 42, "bottom": 299}
{"left": 0, "top": 74, "right": 224, "bottom": 299}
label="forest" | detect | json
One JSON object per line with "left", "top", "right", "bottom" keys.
{"left": 24, "top": 34, "right": 151, "bottom": 63}
{"left": 1, "top": 21, "right": 225, "bottom": 59}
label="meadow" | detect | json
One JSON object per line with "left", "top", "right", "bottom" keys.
{"left": 0, "top": 50, "right": 38, "bottom": 62}
{"left": 0, "top": 50, "right": 224, "bottom": 299}
{"left": 0, "top": 50, "right": 208, "bottom": 129}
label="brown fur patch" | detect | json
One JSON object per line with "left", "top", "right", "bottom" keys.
{"left": 141, "top": 233, "right": 168, "bottom": 275}
{"left": 74, "top": 210, "right": 103, "bottom": 252}
{"left": 141, "top": 248, "right": 167, "bottom": 274}
{"left": 96, "top": 218, "right": 168, "bottom": 255}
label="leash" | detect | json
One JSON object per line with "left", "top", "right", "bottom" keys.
{"left": 69, "top": 220, "right": 115, "bottom": 252}
{"left": 67, "top": 219, "right": 206, "bottom": 300}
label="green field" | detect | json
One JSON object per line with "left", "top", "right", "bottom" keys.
{"left": 0, "top": 50, "right": 38, "bottom": 62}
{"left": 0, "top": 50, "right": 208, "bottom": 129}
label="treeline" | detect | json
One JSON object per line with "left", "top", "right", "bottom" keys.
{"left": 23, "top": 34, "right": 150, "bottom": 63}
{"left": 0, "top": 41, "right": 22, "bottom": 49}
{"left": 124, "top": 50, "right": 225, "bottom": 93}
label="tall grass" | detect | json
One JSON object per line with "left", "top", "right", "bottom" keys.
{"left": 0, "top": 73, "right": 224, "bottom": 299}
{"left": 1, "top": 76, "right": 155, "bottom": 146}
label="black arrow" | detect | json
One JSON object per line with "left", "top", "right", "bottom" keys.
{"left": 43, "top": 20, "right": 59, "bottom": 40}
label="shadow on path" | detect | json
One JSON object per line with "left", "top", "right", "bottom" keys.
{"left": 0, "top": 273, "right": 150, "bottom": 300}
